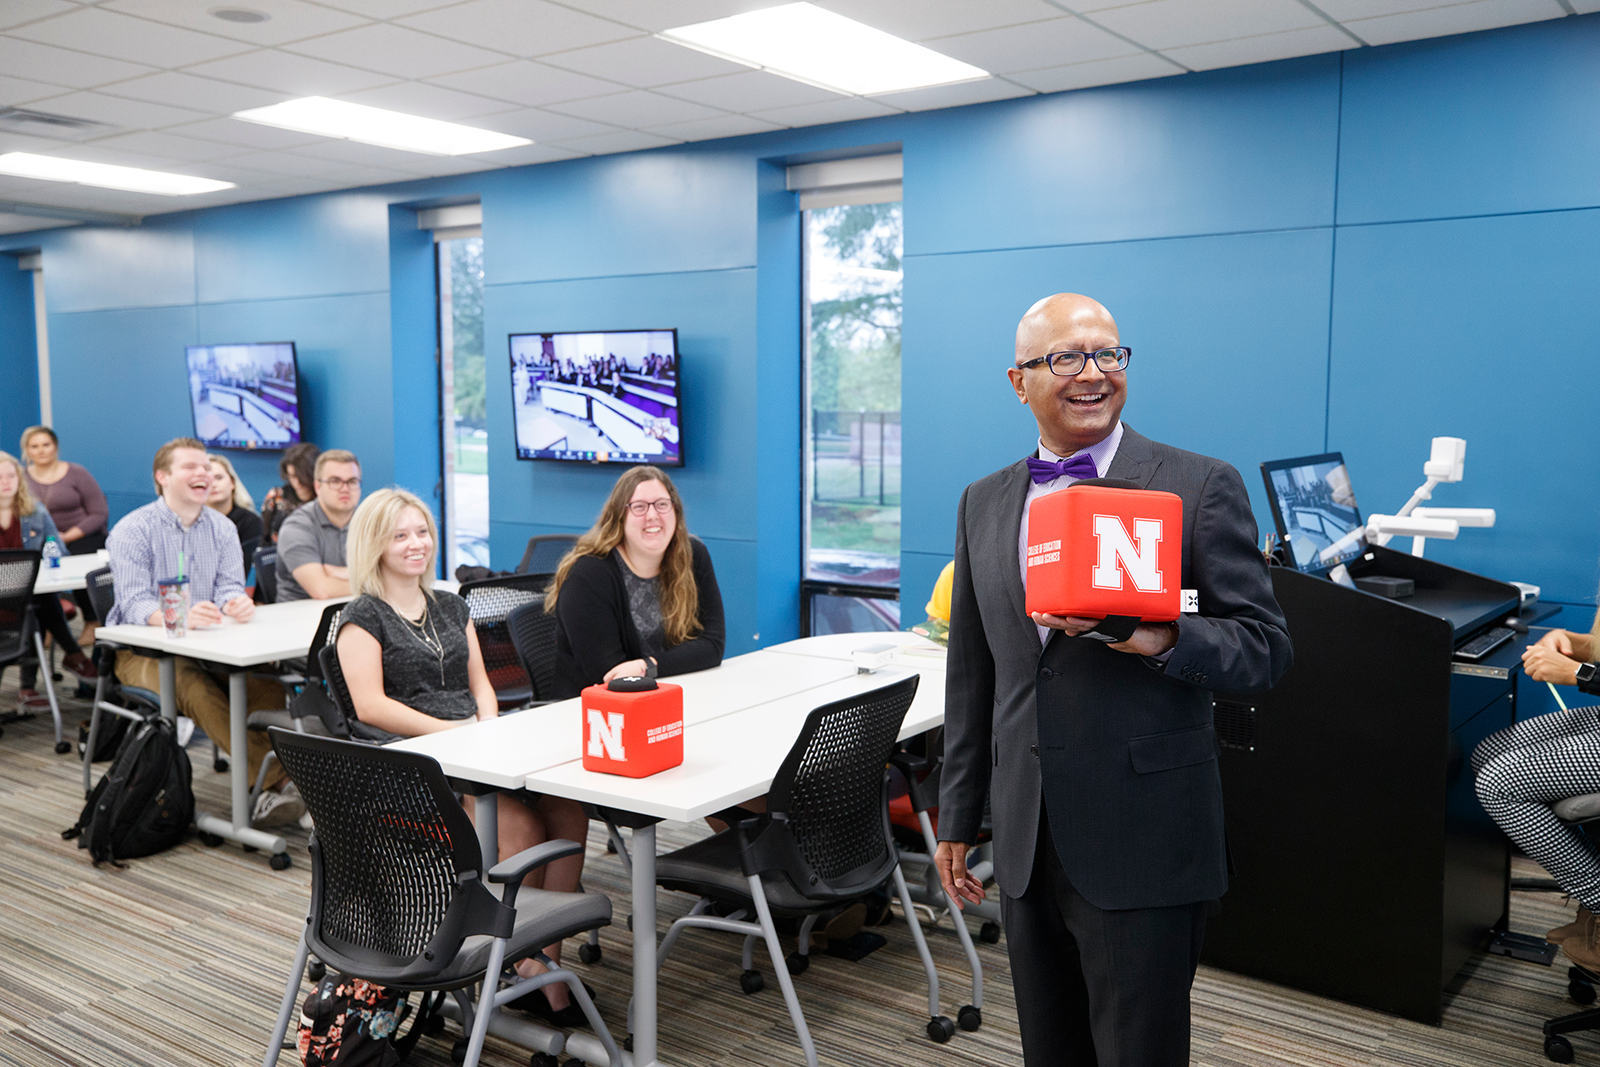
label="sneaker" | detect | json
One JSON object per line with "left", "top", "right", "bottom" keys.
{"left": 176, "top": 717, "right": 196, "bottom": 748}
{"left": 62, "top": 652, "right": 97, "bottom": 680}
{"left": 252, "top": 786, "right": 307, "bottom": 829}
{"left": 16, "top": 689, "right": 48, "bottom": 710}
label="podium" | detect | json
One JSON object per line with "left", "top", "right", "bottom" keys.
{"left": 1202, "top": 545, "right": 1522, "bottom": 1024}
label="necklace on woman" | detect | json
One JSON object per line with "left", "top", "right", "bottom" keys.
{"left": 398, "top": 599, "right": 446, "bottom": 685}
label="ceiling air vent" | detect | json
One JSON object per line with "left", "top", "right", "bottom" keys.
{"left": 0, "top": 108, "right": 116, "bottom": 140}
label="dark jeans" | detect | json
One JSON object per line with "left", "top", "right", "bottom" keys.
{"left": 19, "top": 594, "right": 85, "bottom": 690}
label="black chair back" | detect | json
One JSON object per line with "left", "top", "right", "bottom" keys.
{"left": 306, "top": 602, "right": 346, "bottom": 682}
{"left": 84, "top": 565, "right": 115, "bottom": 623}
{"left": 254, "top": 545, "right": 278, "bottom": 604}
{"left": 0, "top": 550, "right": 42, "bottom": 662}
{"left": 317, "top": 644, "right": 359, "bottom": 737}
{"left": 268, "top": 729, "right": 513, "bottom": 983}
{"left": 516, "top": 534, "right": 577, "bottom": 575}
{"left": 459, "top": 574, "right": 550, "bottom": 708}
{"left": 506, "top": 595, "right": 559, "bottom": 703}
{"left": 749, "top": 674, "right": 920, "bottom": 900}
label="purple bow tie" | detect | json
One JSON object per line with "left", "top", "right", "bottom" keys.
{"left": 1027, "top": 452, "right": 1098, "bottom": 484}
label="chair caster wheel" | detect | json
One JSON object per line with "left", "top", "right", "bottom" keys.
{"left": 270, "top": 852, "right": 292, "bottom": 871}
{"left": 1546, "top": 1034, "right": 1575, "bottom": 1063}
{"left": 1570, "top": 980, "right": 1597, "bottom": 1005}
{"left": 426, "top": 1014, "right": 447, "bottom": 1035}
{"left": 607, "top": 839, "right": 617, "bottom": 853}
{"left": 55, "top": 740, "right": 72, "bottom": 754}
{"left": 530, "top": 1053, "right": 560, "bottom": 1067}
{"left": 927, "top": 1015, "right": 956, "bottom": 1043}
{"left": 579, "top": 942, "right": 602, "bottom": 965}
{"left": 979, "top": 921, "right": 1001, "bottom": 944}
{"left": 214, "top": 757, "right": 229, "bottom": 773}
{"left": 785, "top": 952, "right": 809, "bottom": 976}
{"left": 451, "top": 1038, "right": 469, "bottom": 1064}
{"left": 199, "top": 832, "right": 224, "bottom": 847}
{"left": 739, "top": 969, "right": 764, "bottom": 994}
{"left": 307, "top": 959, "right": 326, "bottom": 982}
{"left": 957, "top": 1004, "right": 982, "bottom": 1031}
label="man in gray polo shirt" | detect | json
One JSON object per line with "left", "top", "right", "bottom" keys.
{"left": 275, "top": 449, "right": 361, "bottom": 601}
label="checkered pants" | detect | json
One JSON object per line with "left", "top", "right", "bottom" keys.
{"left": 1474, "top": 705, "right": 1600, "bottom": 911}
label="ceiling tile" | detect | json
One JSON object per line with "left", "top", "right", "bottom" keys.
{"left": 95, "top": 71, "right": 289, "bottom": 113}
{"left": 85, "top": 130, "right": 254, "bottom": 162}
{"left": 657, "top": 70, "right": 840, "bottom": 111}
{"left": 390, "top": 154, "right": 503, "bottom": 176}
{"left": 0, "top": 213, "right": 78, "bottom": 235}
{"left": 548, "top": 89, "right": 727, "bottom": 128}
{"left": 473, "top": 107, "right": 622, "bottom": 141}
{"left": 0, "top": 73, "right": 63, "bottom": 106}
{"left": 0, "top": 0, "right": 77, "bottom": 32}
{"left": 1311, "top": 0, "right": 1458, "bottom": 18}
{"left": 1342, "top": 0, "right": 1565, "bottom": 45}
{"left": 1571, "top": 0, "right": 1600, "bottom": 12}
{"left": 426, "top": 60, "right": 626, "bottom": 107}
{"left": 818, "top": 0, "right": 1067, "bottom": 41}
{"left": 869, "top": 77, "right": 1036, "bottom": 112}
{"left": 213, "top": 150, "right": 355, "bottom": 175}
{"left": 312, "top": 0, "right": 455, "bottom": 16}
{"left": 471, "top": 142, "right": 583, "bottom": 166}
{"left": 748, "top": 96, "right": 902, "bottom": 127}
{"left": 398, "top": 0, "right": 640, "bottom": 57}
{"left": 0, "top": 130, "right": 76, "bottom": 155}
{"left": 181, "top": 48, "right": 398, "bottom": 95}
{"left": 1092, "top": 0, "right": 1324, "bottom": 50}
{"left": 35, "top": 142, "right": 192, "bottom": 171}
{"left": 540, "top": 34, "right": 753, "bottom": 87}
{"left": 338, "top": 81, "right": 520, "bottom": 120}
{"left": 644, "top": 113, "right": 785, "bottom": 141}
{"left": 0, "top": 37, "right": 160, "bottom": 89}
{"left": 26, "top": 90, "right": 210, "bottom": 130}
{"left": 927, "top": 16, "right": 1144, "bottom": 72}
{"left": 101, "top": 0, "right": 371, "bottom": 46}
{"left": 283, "top": 22, "right": 508, "bottom": 79}
{"left": 1161, "top": 23, "right": 1356, "bottom": 68}
{"left": 287, "top": 137, "right": 442, "bottom": 166}
{"left": 310, "top": 164, "right": 417, "bottom": 185}
{"left": 544, "top": 129, "right": 681, "bottom": 155}
{"left": 163, "top": 115, "right": 327, "bottom": 149}
{"left": 10, "top": 8, "right": 254, "bottom": 67}
{"left": 1007, "top": 52, "right": 1185, "bottom": 92}
{"left": 549, "top": 1, "right": 779, "bottom": 33}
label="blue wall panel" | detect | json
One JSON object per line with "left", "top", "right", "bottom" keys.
{"left": 387, "top": 207, "right": 441, "bottom": 515}
{"left": 43, "top": 217, "right": 194, "bottom": 314}
{"left": 0, "top": 264, "right": 38, "bottom": 450}
{"left": 1327, "top": 207, "right": 1600, "bottom": 605}
{"left": 194, "top": 192, "right": 392, "bottom": 304}
{"left": 1339, "top": 16, "right": 1600, "bottom": 225}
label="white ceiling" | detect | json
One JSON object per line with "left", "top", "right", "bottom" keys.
{"left": 0, "top": 0, "right": 1583, "bottom": 231}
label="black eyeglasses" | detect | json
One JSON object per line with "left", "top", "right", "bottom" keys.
{"left": 627, "top": 499, "right": 673, "bottom": 517}
{"left": 1016, "top": 347, "right": 1132, "bottom": 377}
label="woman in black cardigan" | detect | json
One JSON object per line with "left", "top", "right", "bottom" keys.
{"left": 546, "top": 465, "right": 724, "bottom": 698}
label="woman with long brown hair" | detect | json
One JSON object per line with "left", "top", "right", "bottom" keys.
{"left": 545, "top": 465, "right": 724, "bottom": 698}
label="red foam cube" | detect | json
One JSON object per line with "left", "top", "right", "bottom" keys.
{"left": 580, "top": 682, "right": 684, "bottom": 778}
{"left": 1024, "top": 484, "right": 1183, "bottom": 622}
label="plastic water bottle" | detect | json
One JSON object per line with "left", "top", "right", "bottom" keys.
{"left": 42, "top": 536, "right": 62, "bottom": 569}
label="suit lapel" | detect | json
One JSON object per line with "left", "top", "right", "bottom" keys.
{"left": 1106, "top": 424, "right": 1162, "bottom": 488}
{"left": 996, "top": 459, "right": 1032, "bottom": 626}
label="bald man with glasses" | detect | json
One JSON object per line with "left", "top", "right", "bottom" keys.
{"left": 935, "top": 293, "right": 1293, "bottom": 1066}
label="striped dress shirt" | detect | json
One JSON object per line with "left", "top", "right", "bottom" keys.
{"left": 105, "top": 499, "right": 247, "bottom": 626}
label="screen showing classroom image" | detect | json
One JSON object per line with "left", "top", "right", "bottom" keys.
{"left": 1265, "top": 455, "right": 1365, "bottom": 572}
{"left": 185, "top": 342, "right": 302, "bottom": 451}
{"left": 509, "top": 329, "right": 682, "bottom": 466}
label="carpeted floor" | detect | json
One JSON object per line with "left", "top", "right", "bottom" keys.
{"left": 0, "top": 659, "right": 1593, "bottom": 1067}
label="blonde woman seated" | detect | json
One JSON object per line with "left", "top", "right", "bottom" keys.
{"left": 335, "top": 488, "right": 594, "bottom": 1026}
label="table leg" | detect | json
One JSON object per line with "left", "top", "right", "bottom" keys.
{"left": 632, "top": 822, "right": 658, "bottom": 1067}
{"left": 158, "top": 657, "right": 177, "bottom": 722}
{"left": 475, "top": 792, "right": 498, "bottom": 865}
{"left": 193, "top": 669, "right": 286, "bottom": 860}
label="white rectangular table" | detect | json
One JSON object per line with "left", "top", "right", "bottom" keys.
{"left": 33, "top": 549, "right": 110, "bottom": 595}
{"left": 396, "top": 635, "right": 943, "bottom": 1067}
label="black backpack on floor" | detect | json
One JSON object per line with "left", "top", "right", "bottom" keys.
{"left": 63, "top": 715, "right": 194, "bottom": 867}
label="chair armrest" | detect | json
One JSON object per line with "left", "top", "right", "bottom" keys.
{"left": 709, "top": 805, "right": 763, "bottom": 831}
{"left": 886, "top": 752, "right": 929, "bottom": 779}
{"left": 487, "top": 839, "right": 585, "bottom": 884}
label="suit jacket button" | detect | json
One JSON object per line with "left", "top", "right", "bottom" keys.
{"left": 1030, "top": 745, "right": 1039, "bottom": 757}
{"left": 1039, "top": 668, "right": 1054, "bottom": 679}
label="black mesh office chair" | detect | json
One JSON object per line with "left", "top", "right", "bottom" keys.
{"left": 254, "top": 545, "right": 279, "bottom": 605}
{"left": 506, "top": 598, "right": 559, "bottom": 706}
{"left": 459, "top": 574, "right": 550, "bottom": 709}
{"left": 652, "top": 675, "right": 965, "bottom": 1067}
{"left": 516, "top": 535, "right": 577, "bottom": 576}
{"left": 260, "top": 729, "right": 620, "bottom": 1067}
{"left": 244, "top": 602, "right": 349, "bottom": 803}
{"left": 0, "top": 550, "right": 53, "bottom": 747}
{"left": 79, "top": 565, "right": 163, "bottom": 794}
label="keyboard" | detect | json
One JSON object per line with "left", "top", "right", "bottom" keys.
{"left": 1455, "top": 626, "right": 1515, "bottom": 661}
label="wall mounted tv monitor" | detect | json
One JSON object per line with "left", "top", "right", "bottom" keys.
{"left": 508, "top": 329, "right": 682, "bottom": 466}
{"left": 186, "top": 342, "right": 302, "bottom": 451}
{"left": 1261, "top": 452, "right": 1367, "bottom": 573}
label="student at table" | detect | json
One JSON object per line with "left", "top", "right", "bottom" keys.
{"left": 336, "top": 488, "right": 594, "bottom": 1026}
{"left": 274, "top": 449, "right": 360, "bottom": 602}
{"left": 22, "top": 424, "right": 110, "bottom": 644}
{"left": 205, "top": 455, "right": 263, "bottom": 556}
{"left": 104, "top": 437, "right": 304, "bottom": 828}
{"left": 0, "top": 450, "right": 96, "bottom": 709}
{"left": 259, "top": 441, "right": 318, "bottom": 546}
{"left": 545, "top": 465, "right": 725, "bottom": 697}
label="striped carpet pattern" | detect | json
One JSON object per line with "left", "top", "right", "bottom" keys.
{"left": 0, "top": 666, "right": 1594, "bottom": 1066}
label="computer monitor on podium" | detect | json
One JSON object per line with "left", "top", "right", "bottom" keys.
{"left": 1261, "top": 453, "right": 1366, "bottom": 574}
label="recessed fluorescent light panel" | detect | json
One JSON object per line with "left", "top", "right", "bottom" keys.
{"left": 232, "top": 97, "right": 531, "bottom": 156}
{"left": 660, "top": 2, "right": 989, "bottom": 97}
{"left": 0, "top": 152, "right": 234, "bottom": 195}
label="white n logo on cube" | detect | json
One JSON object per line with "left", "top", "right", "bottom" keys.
{"left": 587, "top": 709, "right": 626, "bottom": 760}
{"left": 1091, "top": 515, "right": 1165, "bottom": 592}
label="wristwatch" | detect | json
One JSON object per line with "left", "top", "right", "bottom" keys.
{"left": 644, "top": 656, "right": 659, "bottom": 680}
{"left": 1577, "top": 662, "right": 1598, "bottom": 695}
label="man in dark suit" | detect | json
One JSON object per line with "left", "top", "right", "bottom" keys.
{"left": 935, "top": 293, "right": 1292, "bottom": 1066}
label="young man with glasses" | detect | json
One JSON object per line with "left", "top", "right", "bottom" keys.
{"left": 275, "top": 449, "right": 361, "bottom": 602}
{"left": 934, "top": 293, "right": 1293, "bottom": 1067}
